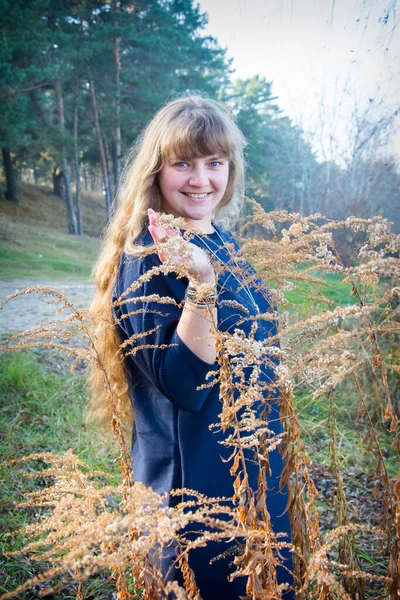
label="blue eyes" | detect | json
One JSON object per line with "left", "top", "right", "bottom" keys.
{"left": 174, "top": 160, "right": 222, "bottom": 168}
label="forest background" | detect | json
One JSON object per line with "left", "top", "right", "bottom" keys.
{"left": 0, "top": 0, "right": 399, "bottom": 599}
{"left": 2, "top": 0, "right": 400, "bottom": 238}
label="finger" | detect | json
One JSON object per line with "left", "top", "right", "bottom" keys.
{"left": 147, "top": 210, "right": 170, "bottom": 240}
{"left": 147, "top": 210, "right": 179, "bottom": 239}
{"left": 148, "top": 226, "right": 167, "bottom": 262}
{"left": 148, "top": 224, "right": 158, "bottom": 242}
{"left": 149, "top": 224, "right": 169, "bottom": 244}
{"left": 147, "top": 211, "right": 165, "bottom": 239}
{"left": 148, "top": 208, "right": 158, "bottom": 228}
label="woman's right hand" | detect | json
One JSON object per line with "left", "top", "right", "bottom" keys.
{"left": 147, "top": 209, "right": 215, "bottom": 287}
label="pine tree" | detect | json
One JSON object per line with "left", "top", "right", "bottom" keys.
{"left": 225, "top": 75, "right": 318, "bottom": 215}
{"left": 1, "top": 0, "right": 231, "bottom": 227}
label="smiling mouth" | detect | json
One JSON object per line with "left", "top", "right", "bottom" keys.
{"left": 183, "top": 192, "right": 210, "bottom": 199}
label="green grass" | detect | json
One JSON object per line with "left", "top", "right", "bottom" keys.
{"left": 283, "top": 271, "right": 355, "bottom": 313}
{"left": 294, "top": 386, "right": 398, "bottom": 478}
{"left": 294, "top": 385, "right": 396, "bottom": 598}
{"left": 0, "top": 182, "right": 104, "bottom": 281}
{"left": 0, "top": 220, "right": 100, "bottom": 281}
{"left": 0, "top": 349, "right": 120, "bottom": 599}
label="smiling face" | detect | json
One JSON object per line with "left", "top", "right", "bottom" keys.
{"left": 158, "top": 154, "right": 230, "bottom": 233}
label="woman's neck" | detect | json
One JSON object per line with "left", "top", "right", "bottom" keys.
{"left": 184, "top": 217, "right": 215, "bottom": 235}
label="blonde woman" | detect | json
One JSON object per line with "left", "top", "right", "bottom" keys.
{"left": 90, "top": 96, "right": 293, "bottom": 598}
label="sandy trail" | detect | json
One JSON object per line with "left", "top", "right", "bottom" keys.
{"left": 0, "top": 280, "right": 95, "bottom": 335}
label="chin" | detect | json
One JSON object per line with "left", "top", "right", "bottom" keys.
{"left": 184, "top": 208, "right": 209, "bottom": 219}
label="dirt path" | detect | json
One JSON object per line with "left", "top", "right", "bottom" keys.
{"left": 0, "top": 280, "right": 95, "bottom": 335}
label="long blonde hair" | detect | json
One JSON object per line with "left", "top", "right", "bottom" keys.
{"left": 88, "top": 95, "right": 246, "bottom": 428}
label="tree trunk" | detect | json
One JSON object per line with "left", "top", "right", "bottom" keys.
{"left": 82, "top": 166, "right": 88, "bottom": 191}
{"left": 112, "top": 141, "right": 121, "bottom": 194}
{"left": 29, "top": 90, "right": 46, "bottom": 120}
{"left": 90, "top": 168, "right": 96, "bottom": 191}
{"left": 54, "top": 78, "right": 78, "bottom": 234}
{"left": 53, "top": 167, "right": 65, "bottom": 199}
{"left": 73, "top": 80, "right": 83, "bottom": 235}
{"left": 2, "top": 147, "right": 19, "bottom": 202}
{"left": 88, "top": 69, "right": 113, "bottom": 220}
{"left": 113, "top": 0, "right": 122, "bottom": 193}
{"left": 323, "top": 161, "right": 331, "bottom": 216}
{"left": 104, "top": 138, "right": 112, "bottom": 190}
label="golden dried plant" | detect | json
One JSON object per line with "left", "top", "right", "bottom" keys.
{"left": 0, "top": 201, "right": 399, "bottom": 599}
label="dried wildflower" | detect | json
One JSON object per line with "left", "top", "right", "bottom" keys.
{"left": 1, "top": 203, "right": 399, "bottom": 599}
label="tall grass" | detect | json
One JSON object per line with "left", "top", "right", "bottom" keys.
{"left": 0, "top": 203, "right": 399, "bottom": 599}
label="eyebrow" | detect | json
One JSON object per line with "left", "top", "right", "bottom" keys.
{"left": 170, "top": 154, "right": 225, "bottom": 162}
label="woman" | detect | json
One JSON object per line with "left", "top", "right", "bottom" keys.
{"left": 90, "top": 95, "right": 293, "bottom": 598}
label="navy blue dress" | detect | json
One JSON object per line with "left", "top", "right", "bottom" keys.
{"left": 113, "top": 223, "right": 294, "bottom": 599}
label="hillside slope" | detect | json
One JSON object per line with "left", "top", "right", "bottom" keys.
{"left": 0, "top": 184, "right": 105, "bottom": 281}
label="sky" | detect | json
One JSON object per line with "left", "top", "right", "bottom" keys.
{"left": 197, "top": 0, "right": 400, "bottom": 163}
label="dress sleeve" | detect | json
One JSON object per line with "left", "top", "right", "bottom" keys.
{"left": 114, "top": 250, "right": 219, "bottom": 413}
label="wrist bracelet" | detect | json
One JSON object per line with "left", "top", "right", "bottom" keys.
{"left": 185, "top": 285, "right": 217, "bottom": 308}
{"left": 184, "top": 297, "right": 213, "bottom": 309}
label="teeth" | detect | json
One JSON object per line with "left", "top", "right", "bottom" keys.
{"left": 185, "top": 193, "right": 209, "bottom": 198}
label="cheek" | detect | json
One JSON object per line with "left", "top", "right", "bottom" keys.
{"left": 219, "top": 170, "right": 230, "bottom": 194}
{"left": 160, "top": 171, "right": 183, "bottom": 194}
{"left": 158, "top": 170, "right": 168, "bottom": 191}
{"left": 159, "top": 172, "right": 174, "bottom": 198}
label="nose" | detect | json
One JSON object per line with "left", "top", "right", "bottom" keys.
{"left": 189, "top": 164, "right": 209, "bottom": 187}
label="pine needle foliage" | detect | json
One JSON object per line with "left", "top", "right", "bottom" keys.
{"left": 0, "top": 202, "right": 399, "bottom": 599}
